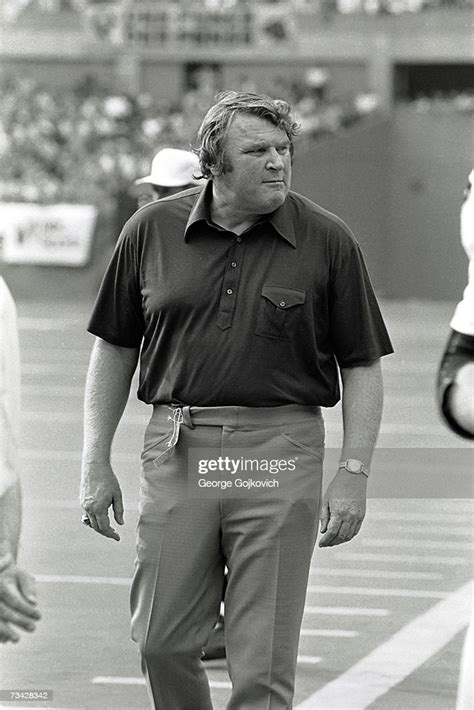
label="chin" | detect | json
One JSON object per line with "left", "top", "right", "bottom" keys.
{"left": 258, "top": 191, "right": 287, "bottom": 213}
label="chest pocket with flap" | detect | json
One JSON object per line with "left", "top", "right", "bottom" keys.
{"left": 255, "top": 286, "right": 306, "bottom": 340}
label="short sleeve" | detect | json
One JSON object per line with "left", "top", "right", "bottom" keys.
{"left": 87, "top": 225, "right": 145, "bottom": 348}
{"left": 328, "top": 223, "right": 393, "bottom": 367}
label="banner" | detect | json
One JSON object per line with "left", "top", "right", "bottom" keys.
{"left": 0, "top": 203, "right": 97, "bottom": 267}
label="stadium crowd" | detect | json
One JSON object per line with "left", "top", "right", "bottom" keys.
{"left": 0, "top": 71, "right": 381, "bottom": 206}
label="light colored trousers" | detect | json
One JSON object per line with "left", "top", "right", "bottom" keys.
{"left": 130, "top": 404, "right": 324, "bottom": 710}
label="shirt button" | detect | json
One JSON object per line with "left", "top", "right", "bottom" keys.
{"left": 227, "top": 289, "right": 233, "bottom": 295}
{"left": 279, "top": 301, "right": 286, "bottom": 307}
{"left": 231, "top": 262, "right": 237, "bottom": 268}
{"left": 236, "top": 237, "right": 242, "bottom": 243}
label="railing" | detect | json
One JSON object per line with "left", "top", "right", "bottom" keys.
{"left": 83, "top": 1, "right": 300, "bottom": 47}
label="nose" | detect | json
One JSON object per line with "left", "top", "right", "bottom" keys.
{"left": 266, "top": 147, "right": 285, "bottom": 170}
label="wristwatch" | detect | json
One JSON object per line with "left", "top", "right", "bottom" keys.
{"left": 338, "top": 459, "right": 369, "bottom": 478}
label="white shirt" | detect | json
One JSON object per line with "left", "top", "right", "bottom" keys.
{"left": 450, "top": 170, "right": 474, "bottom": 336}
{"left": 0, "top": 276, "right": 21, "bottom": 495}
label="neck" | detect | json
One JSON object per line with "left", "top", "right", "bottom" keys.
{"left": 210, "top": 185, "right": 259, "bottom": 235}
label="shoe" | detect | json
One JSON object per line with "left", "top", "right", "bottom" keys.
{"left": 202, "top": 615, "right": 226, "bottom": 661}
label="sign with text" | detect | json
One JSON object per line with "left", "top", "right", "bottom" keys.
{"left": 1, "top": 203, "right": 97, "bottom": 266}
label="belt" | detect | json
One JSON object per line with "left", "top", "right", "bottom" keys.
{"left": 161, "top": 404, "right": 322, "bottom": 450}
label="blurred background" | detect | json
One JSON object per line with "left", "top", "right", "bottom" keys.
{"left": 0, "top": 0, "right": 472, "bottom": 302}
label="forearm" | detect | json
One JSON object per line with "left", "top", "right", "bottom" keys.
{"left": 82, "top": 338, "right": 139, "bottom": 465}
{"left": 0, "top": 480, "right": 22, "bottom": 562}
{"left": 340, "top": 359, "right": 384, "bottom": 468}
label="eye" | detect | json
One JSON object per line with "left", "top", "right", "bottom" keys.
{"left": 277, "top": 146, "right": 289, "bottom": 155}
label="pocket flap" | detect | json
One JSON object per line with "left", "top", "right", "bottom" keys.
{"left": 261, "top": 286, "right": 306, "bottom": 310}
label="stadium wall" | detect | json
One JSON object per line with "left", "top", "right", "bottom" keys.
{"left": 385, "top": 106, "right": 471, "bottom": 302}
{"left": 292, "top": 120, "right": 390, "bottom": 295}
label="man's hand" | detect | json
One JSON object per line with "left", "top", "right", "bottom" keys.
{"left": 80, "top": 462, "right": 124, "bottom": 541}
{"left": 0, "top": 563, "right": 41, "bottom": 643}
{"left": 318, "top": 470, "right": 367, "bottom": 547}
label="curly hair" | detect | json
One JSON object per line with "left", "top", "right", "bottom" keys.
{"left": 195, "top": 90, "right": 300, "bottom": 179}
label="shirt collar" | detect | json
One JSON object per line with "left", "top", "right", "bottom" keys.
{"left": 185, "top": 180, "right": 296, "bottom": 248}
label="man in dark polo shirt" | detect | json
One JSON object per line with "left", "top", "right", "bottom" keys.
{"left": 80, "top": 91, "right": 393, "bottom": 709}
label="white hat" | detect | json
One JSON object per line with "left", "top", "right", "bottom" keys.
{"left": 135, "top": 148, "right": 200, "bottom": 187}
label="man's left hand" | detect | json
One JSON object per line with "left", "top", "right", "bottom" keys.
{"left": 318, "top": 470, "right": 367, "bottom": 547}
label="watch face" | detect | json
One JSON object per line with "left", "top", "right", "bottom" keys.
{"left": 346, "top": 459, "right": 362, "bottom": 473}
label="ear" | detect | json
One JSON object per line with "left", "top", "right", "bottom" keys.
{"left": 209, "top": 164, "right": 220, "bottom": 177}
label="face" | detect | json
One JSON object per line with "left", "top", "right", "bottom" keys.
{"left": 212, "top": 114, "right": 292, "bottom": 217}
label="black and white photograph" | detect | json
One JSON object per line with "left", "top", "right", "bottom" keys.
{"left": 0, "top": 1, "right": 472, "bottom": 708}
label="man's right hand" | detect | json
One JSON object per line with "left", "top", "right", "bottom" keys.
{"left": 80, "top": 462, "right": 124, "bottom": 541}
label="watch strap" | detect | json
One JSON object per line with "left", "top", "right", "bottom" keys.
{"left": 338, "top": 459, "right": 370, "bottom": 478}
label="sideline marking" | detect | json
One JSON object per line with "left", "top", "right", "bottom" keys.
{"left": 92, "top": 676, "right": 232, "bottom": 689}
{"left": 295, "top": 580, "right": 473, "bottom": 710}
{"left": 307, "top": 585, "right": 446, "bottom": 599}
{"left": 92, "top": 658, "right": 322, "bottom": 692}
{"left": 368, "top": 512, "right": 473, "bottom": 522}
{"left": 364, "top": 523, "right": 472, "bottom": 540}
{"left": 361, "top": 538, "right": 473, "bottom": 551}
{"left": 304, "top": 606, "right": 389, "bottom": 617}
{"left": 334, "top": 551, "right": 467, "bottom": 565}
{"left": 35, "top": 574, "right": 131, "bottom": 586}
{"left": 24, "top": 499, "right": 140, "bottom": 511}
{"left": 300, "top": 629, "right": 358, "bottom": 638}
{"left": 309, "top": 568, "right": 443, "bottom": 581}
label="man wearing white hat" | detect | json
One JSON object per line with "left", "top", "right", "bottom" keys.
{"left": 133, "top": 148, "right": 201, "bottom": 208}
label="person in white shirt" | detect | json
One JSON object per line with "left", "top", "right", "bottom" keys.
{"left": 0, "top": 276, "right": 41, "bottom": 643}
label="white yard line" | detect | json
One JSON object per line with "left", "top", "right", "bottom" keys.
{"left": 300, "top": 629, "right": 359, "bottom": 638}
{"left": 369, "top": 528, "right": 471, "bottom": 538}
{"left": 368, "top": 511, "right": 473, "bottom": 522}
{"left": 306, "top": 585, "right": 446, "bottom": 599}
{"left": 304, "top": 606, "right": 389, "bottom": 617}
{"left": 309, "top": 568, "right": 443, "bottom": 581}
{"left": 360, "top": 538, "right": 472, "bottom": 551}
{"left": 92, "top": 676, "right": 232, "bottom": 690}
{"left": 334, "top": 551, "right": 468, "bottom": 565}
{"left": 295, "top": 580, "right": 473, "bottom": 710}
{"left": 34, "top": 574, "right": 131, "bottom": 586}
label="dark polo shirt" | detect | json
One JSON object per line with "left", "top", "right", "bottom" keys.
{"left": 88, "top": 181, "right": 393, "bottom": 407}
